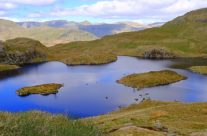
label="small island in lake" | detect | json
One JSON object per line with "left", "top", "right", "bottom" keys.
{"left": 16, "top": 83, "right": 63, "bottom": 96}
{"left": 0, "top": 64, "right": 20, "bottom": 72}
{"left": 117, "top": 70, "right": 187, "bottom": 89}
{"left": 189, "top": 66, "right": 207, "bottom": 75}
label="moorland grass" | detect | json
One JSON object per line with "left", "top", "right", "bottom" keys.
{"left": 0, "top": 111, "right": 102, "bottom": 136}
{"left": 86, "top": 100, "right": 207, "bottom": 136}
{"left": 16, "top": 83, "right": 63, "bottom": 96}
{"left": 189, "top": 66, "right": 207, "bottom": 75}
{"left": 117, "top": 70, "right": 187, "bottom": 89}
{"left": 0, "top": 64, "right": 20, "bottom": 72}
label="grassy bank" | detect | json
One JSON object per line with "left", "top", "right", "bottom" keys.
{"left": 1, "top": 101, "right": 207, "bottom": 136}
{"left": 117, "top": 70, "right": 187, "bottom": 89}
{"left": 16, "top": 83, "right": 63, "bottom": 96}
{"left": 189, "top": 66, "right": 207, "bottom": 75}
{"left": 87, "top": 100, "right": 207, "bottom": 136}
{"left": 0, "top": 111, "right": 102, "bottom": 136}
{"left": 0, "top": 64, "right": 20, "bottom": 72}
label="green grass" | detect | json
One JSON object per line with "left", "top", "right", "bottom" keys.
{"left": 0, "top": 111, "right": 102, "bottom": 136}
{"left": 16, "top": 83, "right": 63, "bottom": 96}
{"left": 4, "top": 38, "right": 47, "bottom": 53}
{"left": 1, "top": 101, "right": 207, "bottom": 136}
{"left": 86, "top": 100, "right": 207, "bottom": 136}
{"left": 189, "top": 66, "right": 207, "bottom": 75}
{"left": 0, "top": 64, "right": 20, "bottom": 72}
{"left": 117, "top": 70, "right": 187, "bottom": 89}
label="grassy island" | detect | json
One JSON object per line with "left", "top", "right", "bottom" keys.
{"left": 62, "top": 53, "right": 117, "bottom": 66}
{"left": 117, "top": 70, "right": 187, "bottom": 89}
{"left": 87, "top": 100, "right": 207, "bottom": 136}
{"left": 0, "top": 64, "right": 20, "bottom": 72}
{"left": 16, "top": 83, "right": 63, "bottom": 96}
{"left": 189, "top": 66, "right": 207, "bottom": 75}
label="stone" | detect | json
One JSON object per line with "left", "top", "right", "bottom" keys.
{"left": 143, "top": 48, "right": 176, "bottom": 59}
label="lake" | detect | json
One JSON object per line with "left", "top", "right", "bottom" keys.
{"left": 0, "top": 56, "right": 207, "bottom": 118}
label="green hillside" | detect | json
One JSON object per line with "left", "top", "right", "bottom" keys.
{"left": 50, "top": 8, "right": 207, "bottom": 65}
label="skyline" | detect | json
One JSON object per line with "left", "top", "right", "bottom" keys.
{"left": 0, "top": 0, "right": 207, "bottom": 24}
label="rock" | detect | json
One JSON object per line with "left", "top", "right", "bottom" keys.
{"left": 4, "top": 48, "right": 46, "bottom": 64}
{"left": 0, "top": 42, "right": 6, "bottom": 62}
{"left": 143, "top": 48, "right": 176, "bottom": 59}
{"left": 0, "top": 38, "right": 47, "bottom": 64}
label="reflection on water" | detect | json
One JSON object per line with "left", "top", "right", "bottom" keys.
{"left": 0, "top": 56, "right": 207, "bottom": 118}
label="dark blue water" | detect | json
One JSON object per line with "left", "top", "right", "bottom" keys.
{"left": 0, "top": 56, "right": 207, "bottom": 118}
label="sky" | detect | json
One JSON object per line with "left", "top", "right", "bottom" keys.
{"left": 0, "top": 0, "right": 207, "bottom": 24}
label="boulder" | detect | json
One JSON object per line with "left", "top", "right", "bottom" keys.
{"left": 143, "top": 49, "right": 176, "bottom": 59}
{"left": 0, "top": 42, "right": 6, "bottom": 62}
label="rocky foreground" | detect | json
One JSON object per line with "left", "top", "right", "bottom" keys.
{"left": 86, "top": 100, "right": 207, "bottom": 136}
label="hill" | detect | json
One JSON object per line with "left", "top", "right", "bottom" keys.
{"left": 0, "top": 20, "right": 97, "bottom": 47}
{"left": 50, "top": 8, "right": 207, "bottom": 65}
{"left": 0, "top": 38, "right": 48, "bottom": 64}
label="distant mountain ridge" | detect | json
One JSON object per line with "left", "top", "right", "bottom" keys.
{"left": 0, "top": 19, "right": 97, "bottom": 47}
{"left": 0, "top": 19, "right": 162, "bottom": 47}
{"left": 17, "top": 20, "right": 151, "bottom": 38}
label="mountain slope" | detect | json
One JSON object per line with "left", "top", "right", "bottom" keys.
{"left": 78, "top": 23, "right": 145, "bottom": 37}
{"left": 0, "top": 20, "right": 97, "bottom": 47}
{"left": 50, "top": 8, "right": 207, "bottom": 65}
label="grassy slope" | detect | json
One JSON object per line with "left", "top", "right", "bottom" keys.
{"left": 16, "top": 83, "right": 63, "bottom": 96}
{"left": 4, "top": 38, "right": 47, "bottom": 52}
{"left": 0, "top": 111, "right": 102, "bottom": 136}
{"left": 50, "top": 8, "right": 207, "bottom": 65}
{"left": 117, "top": 70, "right": 187, "bottom": 89}
{"left": 87, "top": 101, "right": 207, "bottom": 136}
{"left": 0, "top": 19, "right": 97, "bottom": 47}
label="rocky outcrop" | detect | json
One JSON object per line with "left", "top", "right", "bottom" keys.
{"left": 143, "top": 49, "right": 176, "bottom": 59}
{"left": 3, "top": 48, "right": 46, "bottom": 64}
{"left": 0, "top": 42, "right": 6, "bottom": 62}
{"left": 0, "top": 38, "right": 47, "bottom": 64}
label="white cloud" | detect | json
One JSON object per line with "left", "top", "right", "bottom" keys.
{"left": 43, "top": 0, "right": 207, "bottom": 22}
{"left": 0, "top": 2, "right": 16, "bottom": 9}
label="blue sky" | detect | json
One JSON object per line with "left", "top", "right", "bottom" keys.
{"left": 1, "top": 0, "right": 207, "bottom": 24}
